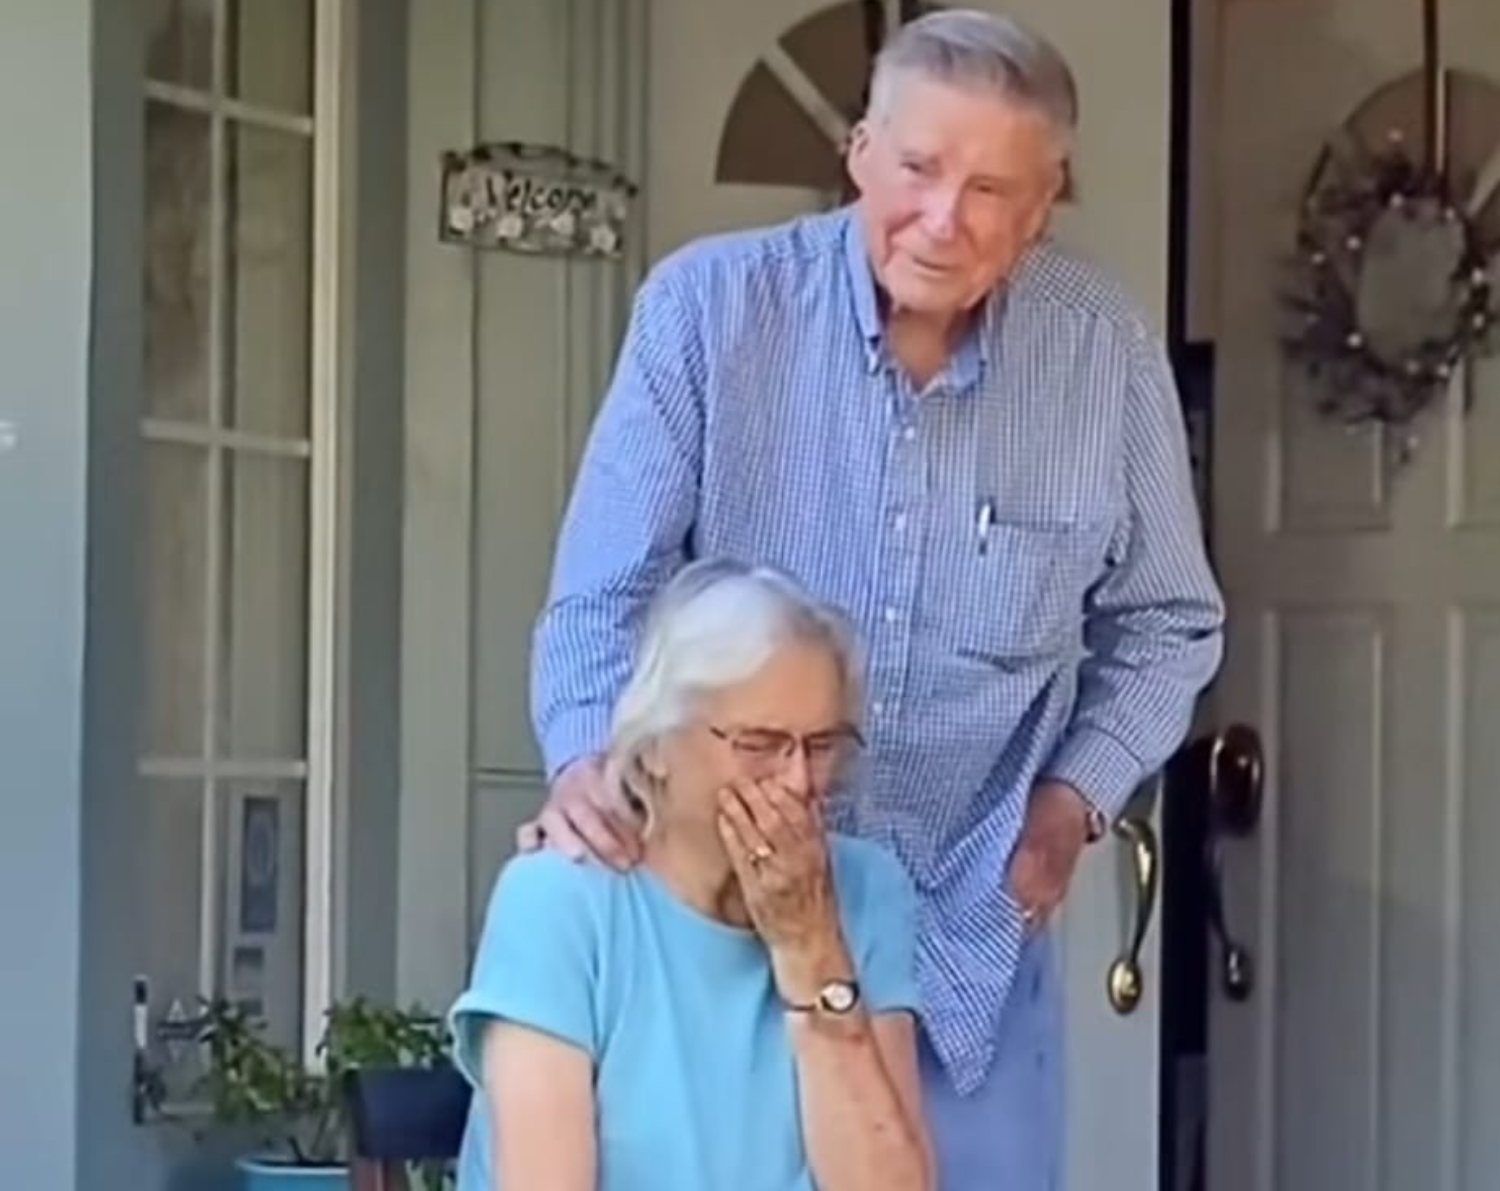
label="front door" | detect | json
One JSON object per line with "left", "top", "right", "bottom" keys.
{"left": 647, "top": 1, "right": 1176, "bottom": 1187}
{"left": 1209, "top": 3, "right": 1500, "bottom": 1189}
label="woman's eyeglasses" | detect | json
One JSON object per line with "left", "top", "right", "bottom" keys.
{"left": 707, "top": 723, "right": 865, "bottom": 769}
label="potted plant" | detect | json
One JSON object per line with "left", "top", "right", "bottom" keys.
{"left": 199, "top": 996, "right": 455, "bottom": 1191}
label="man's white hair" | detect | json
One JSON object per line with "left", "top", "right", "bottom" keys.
{"left": 608, "top": 558, "right": 864, "bottom": 824}
{"left": 868, "top": 8, "right": 1079, "bottom": 160}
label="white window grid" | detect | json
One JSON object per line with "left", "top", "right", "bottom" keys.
{"left": 139, "top": 0, "right": 343, "bottom": 1065}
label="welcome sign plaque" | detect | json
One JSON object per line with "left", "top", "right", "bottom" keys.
{"left": 440, "top": 141, "right": 635, "bottom": 259}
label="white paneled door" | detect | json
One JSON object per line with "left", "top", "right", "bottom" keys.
{"left": 647, "top": 1, "right": 1175, "bottom": 1187}
{"left": 1211, "top": 2, "right": 1500, "bottom": 1190}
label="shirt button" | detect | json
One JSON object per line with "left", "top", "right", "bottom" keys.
{"left": 902, "top": 426, "right": 916, "bottom": 442}
{"left": 871, "top": 700, "right": 885, "bottom": 716}
{"left": 892, "top": 513, "right": 907, "bottom": 532}
{"left": 883, "top": 606, "right": 899, "bottom": 623}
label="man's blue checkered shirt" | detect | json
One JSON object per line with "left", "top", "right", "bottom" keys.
{"left": 529, "top": 206, "right": 1225, "bottom": 1095}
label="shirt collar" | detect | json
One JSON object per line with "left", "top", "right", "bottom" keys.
{"left": 841, "top": 209, "right": 885, "bottom": 370}
{"left": 839, "top": 208, "right": 1003, "bottom": 393}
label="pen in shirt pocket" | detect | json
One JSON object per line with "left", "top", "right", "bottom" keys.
{"left": 975, "top": 497, "right": 996, "bottom": 555}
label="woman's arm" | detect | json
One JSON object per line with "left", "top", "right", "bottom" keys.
{"left": 778, "top": 948, "right": 934, "bottom": 1191}
{"left": 449, "top": 853, "right": 604, "bottom": 1191}
{"left": 481, "top": 1020, "right": 597, "bottom": 1191}
{"left": 717, "top": 783, "right": 933, "bottom": 1190}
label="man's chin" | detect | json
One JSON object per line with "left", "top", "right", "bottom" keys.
{"left": 885, "top": 278, "right": 967, "bottom": 319}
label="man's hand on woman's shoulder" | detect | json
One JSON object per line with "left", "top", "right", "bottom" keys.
{"left": 516, "top": 752, "right": 645, "bottom": 869}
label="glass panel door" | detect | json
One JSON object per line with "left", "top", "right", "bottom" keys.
{"left": 140, "top": 0, "right": 332, "bottom": 1093}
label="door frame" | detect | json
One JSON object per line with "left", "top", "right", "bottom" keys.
{"left": 1160, "top": 0, "right": 1218, "bottom": 1185}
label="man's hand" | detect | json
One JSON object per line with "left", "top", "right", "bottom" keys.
{"left": 1006, "top": 780, "right": 1094, "bottom": 932}
{"left": 515, "top": 753, "right": 644, "bottom": 870}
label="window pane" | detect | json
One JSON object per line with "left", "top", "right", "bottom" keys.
{"left": 144, "top": 442, "right": 209, "bottom": 758}
{"left": 218, "top": 452, "right": 309, "bottom": 759}
{"left": 146, "top": 102, "right": 213, "bottom": 424}
{"left": 225, "top": 124, "right": 312, "bottom": 439}
{"left": 142, "top": 777, "right": 213, "bottom": 1102}
{"left": 145, "top": 779, "right": 209, "bottom": 1003}
{"left": 228, "top": 0, "right": 313, "bottom": 116}
{"left": 222, "top": 781, "right": 306, "bottom": 1053}
{"left": 146, "top": 0, "right": 214, "bottom": 91}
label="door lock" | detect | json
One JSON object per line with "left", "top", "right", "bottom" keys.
{"left": 1205, "top": 723, "right": 1263, "bottom": 1001}
{"left": 1211, "top": 723, "right": 1263, "bottom": 838}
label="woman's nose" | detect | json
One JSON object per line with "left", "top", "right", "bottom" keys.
{"left": 777, "top": 746, "right": 814, "bottom": 798}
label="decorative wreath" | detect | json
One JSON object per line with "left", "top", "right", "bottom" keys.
{"left": 1280, "top": 133, "right": 1500, "bottom": 458}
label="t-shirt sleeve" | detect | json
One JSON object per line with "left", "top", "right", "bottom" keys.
{"left": 845, "top": 841, "right": 922, "bottom": 1017}
{"left": 447, "top": 852, "right": 600, "bottom": 1088}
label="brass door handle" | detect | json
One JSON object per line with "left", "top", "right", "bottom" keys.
{"left": 1107, "top": 815, "right": 1160, "bottom": 1014}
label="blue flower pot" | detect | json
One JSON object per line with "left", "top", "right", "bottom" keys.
{"left": 237, "top": 1158, "right": 349, "bottom": 1191}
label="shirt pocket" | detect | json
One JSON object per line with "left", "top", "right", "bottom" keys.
{"left": 930, "top": 518, "right": 1102, "bottom": 666}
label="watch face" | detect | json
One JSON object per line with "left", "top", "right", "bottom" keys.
{"left": 819, "top": 980, "right": 859, "bottom": 1014}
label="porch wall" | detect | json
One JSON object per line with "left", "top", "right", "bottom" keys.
{"left": 0, "top": 2, "right": 219, "bottom": 1186}
{"left": 0, "top": 2, "right": 94, "bottom": 1182}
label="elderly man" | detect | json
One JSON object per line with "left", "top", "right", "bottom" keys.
{"left": 518, "top": 8, "right": 1224, "bottom": 1188}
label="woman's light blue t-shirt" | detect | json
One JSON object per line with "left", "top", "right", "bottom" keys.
{"left": 448, "top": 833, "right": 921, "bottom": 1191}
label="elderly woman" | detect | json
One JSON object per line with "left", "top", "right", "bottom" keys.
{"left": 448, "top": 559, "right": 931, "bottom": 1191}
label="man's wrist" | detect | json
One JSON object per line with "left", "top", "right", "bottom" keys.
{"left": 540, "top": 706, "right": 613, "bottom": 784}
{"left": 1032, "top": 778, "right": 1108, "bottom": 843}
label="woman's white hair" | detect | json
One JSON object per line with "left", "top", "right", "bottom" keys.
{"left": 608, "top": 558, "right": 864, "bottom": 822}
{"left": 868, "top": 9, "right": 1079, "bottom": 161}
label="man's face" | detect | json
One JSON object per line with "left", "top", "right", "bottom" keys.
{"left": 846, "top": 76, "right": 1065, "bottom": 319}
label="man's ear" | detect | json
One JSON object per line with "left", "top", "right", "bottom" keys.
{"left": 844, "top": 119, "right": 872, "bottom": 190}
{"left": 1021, "top": 161, "right": 1068, "bottom": 243}
{"left": 1056, "top": 159, "right": 1075, "bottom": 204}
{"left": 1022, "top": 197, "right": 1055, "bottom": 247}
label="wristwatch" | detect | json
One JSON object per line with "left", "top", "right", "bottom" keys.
{"left": 784, "top": 978, "right": 861, "bottom": 1016}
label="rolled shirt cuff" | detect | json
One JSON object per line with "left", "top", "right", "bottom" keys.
{"left": 539, "top": 704, "right": 613, "bottom": 784}
{"left": 1040, "top": 726, "right": 1147, "bottom": 822}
